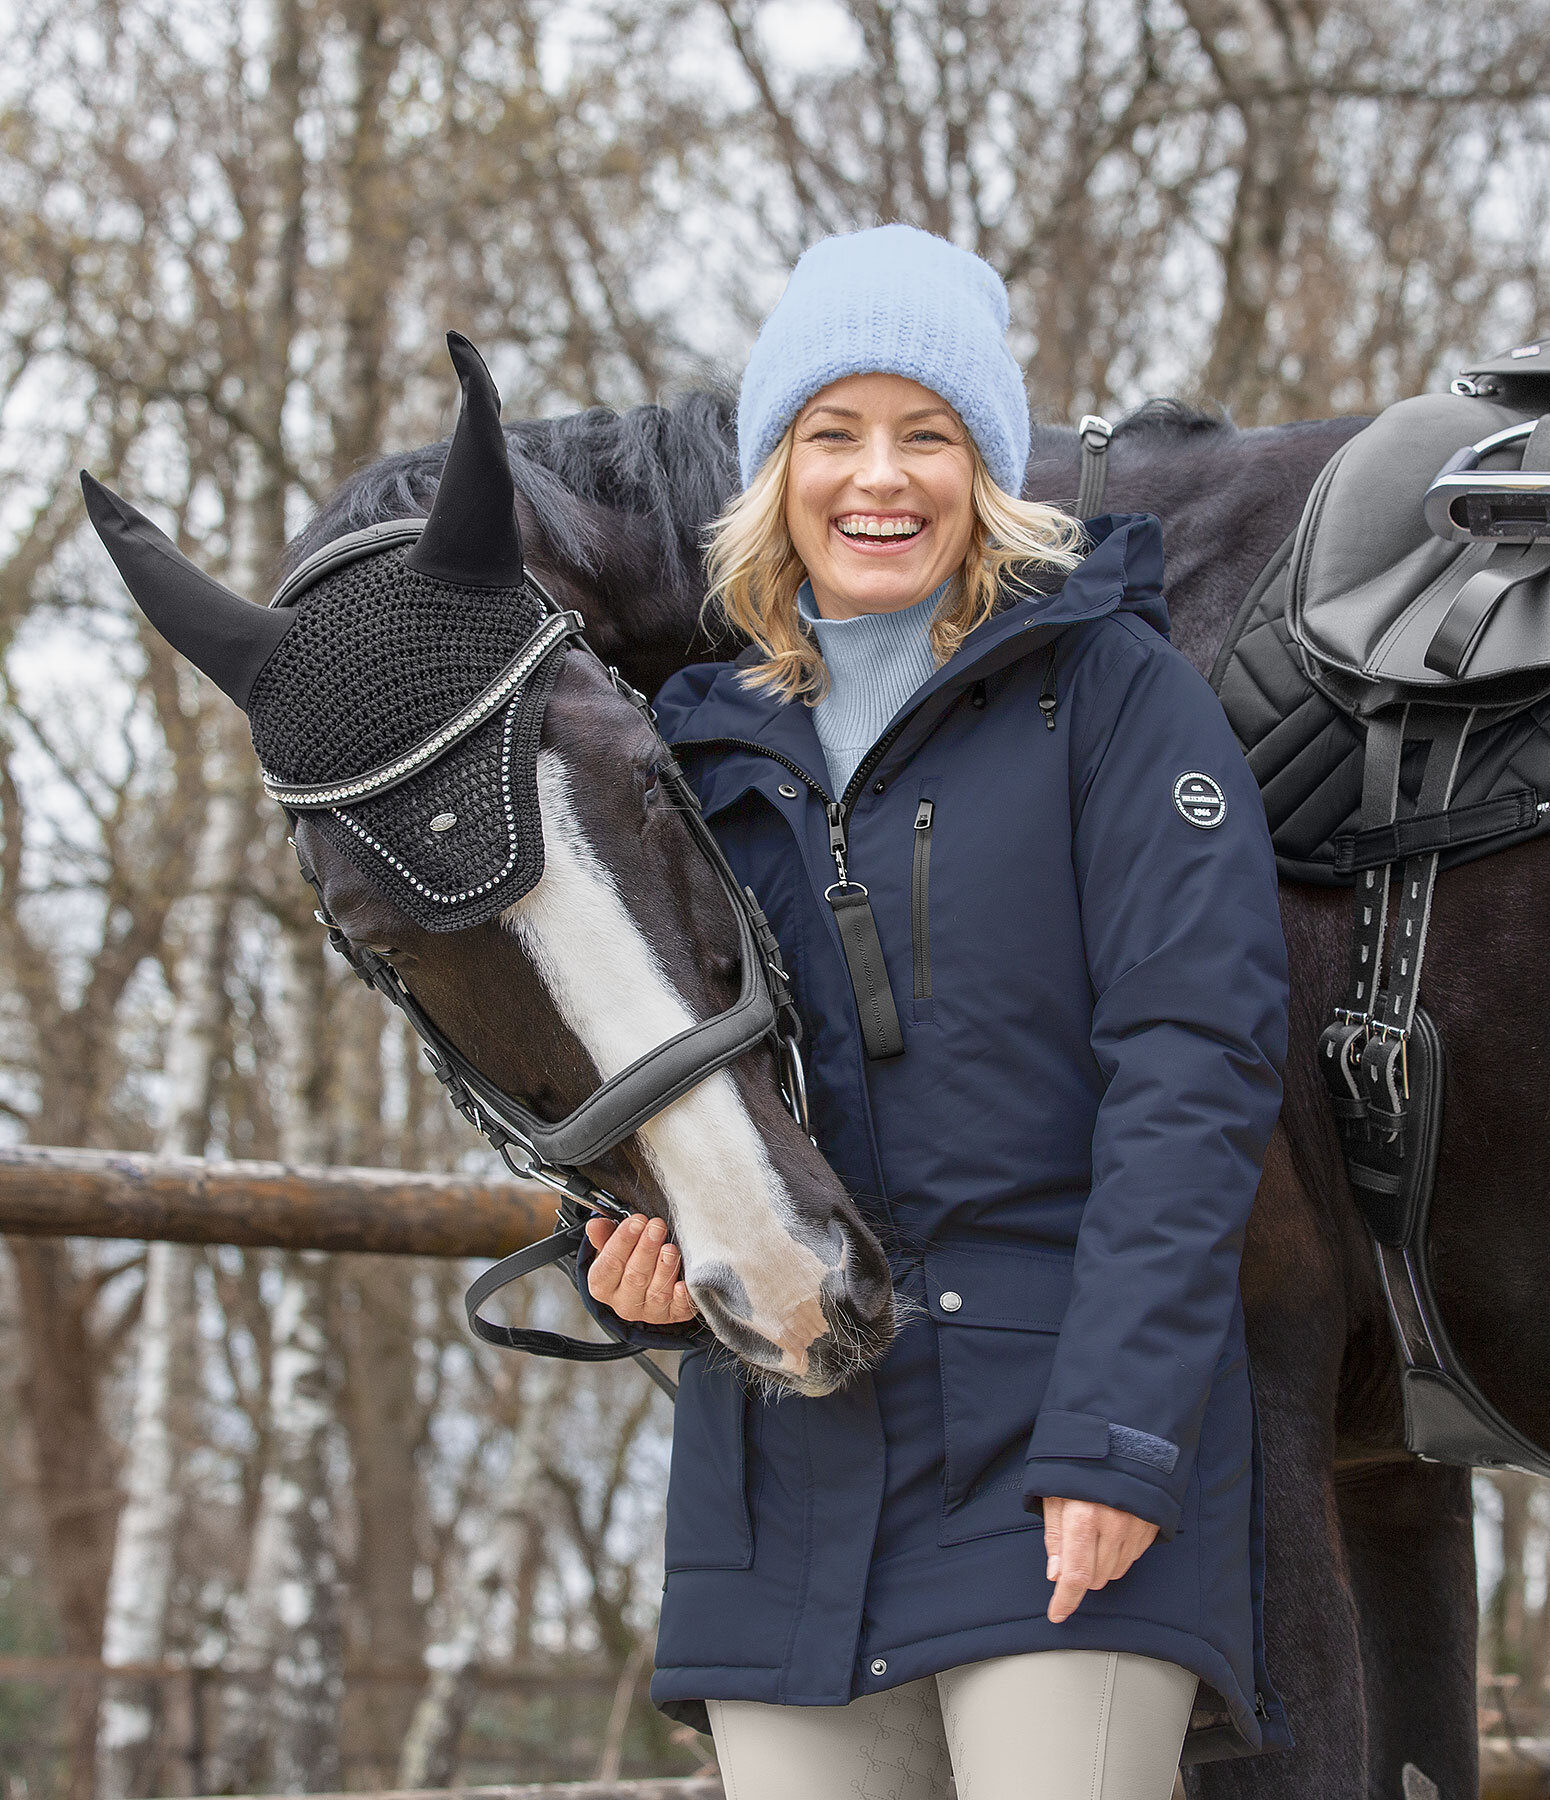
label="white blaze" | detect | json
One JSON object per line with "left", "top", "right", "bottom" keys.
{"left": 503, "top": 751, "right": 833, "bottom": 1364}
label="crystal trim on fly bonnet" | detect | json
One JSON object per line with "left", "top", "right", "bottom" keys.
{"left": 258, "top": 601, "right": 580, "bottom": 808}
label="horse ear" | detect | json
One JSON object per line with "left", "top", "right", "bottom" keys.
{"left": 80, "top": 473, "right": 298, "bottom": 712}
{"left": 405, "top": 331, "right": 526, "bottom": 590}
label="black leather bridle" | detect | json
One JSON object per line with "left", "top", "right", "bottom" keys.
{"left": 269, "top": 522, "right": 809, "bottom": 1396}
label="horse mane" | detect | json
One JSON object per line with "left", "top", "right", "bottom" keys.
{"left": 286, "top": 388, "right": 739, "bottom": 599}
{"left": 1111, "top": 398, "right": 1233, "bottom": 439}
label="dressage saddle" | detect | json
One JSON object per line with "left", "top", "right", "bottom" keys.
{"left": 1210, "top": 336, "right": 1550, "bottom": 1478}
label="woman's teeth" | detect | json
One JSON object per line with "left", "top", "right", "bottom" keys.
{"left": 835, "top": 516, "right": 925, "bottom": 539}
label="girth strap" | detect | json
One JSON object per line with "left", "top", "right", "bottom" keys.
{"left": 1309, "top": 698, "right": 1550, "bottom": 1476}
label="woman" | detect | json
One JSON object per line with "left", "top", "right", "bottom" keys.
{"left": 579, "top": 223, "right": 1292, "bottom": 1800}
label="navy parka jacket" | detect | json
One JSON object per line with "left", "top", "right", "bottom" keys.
{"left": 581, "top": 513, "right": 1294, "bottom": 1762}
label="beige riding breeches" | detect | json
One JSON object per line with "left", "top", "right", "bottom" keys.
{"left": 707, "top": 1649, "right": 1198, "bottom": 1800}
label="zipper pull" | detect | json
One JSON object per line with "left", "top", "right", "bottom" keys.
{"left": 914, "top": 798, "right": 934, "bottom": 831}
{"left": 1039, "top": 644, "right": 1058, "bottom": 730}
{"left": 823, "top": 801, "right": 905, "bottom": 1060}
{"left": 826, "top": 802, "right": 851, "bottom": 888}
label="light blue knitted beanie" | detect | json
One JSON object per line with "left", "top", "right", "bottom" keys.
{"left": 737, "top": 223, "right": 1029, "bottom": 494}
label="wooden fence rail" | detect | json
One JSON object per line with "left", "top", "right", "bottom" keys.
{"left": 0, "top": 1143, "right": 551, "bottom": 1257}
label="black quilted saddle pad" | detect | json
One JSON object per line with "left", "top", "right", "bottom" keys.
{"left": 1210, "top": 544, "right": 1550, "bottom": 887}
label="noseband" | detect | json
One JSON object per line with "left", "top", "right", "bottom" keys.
{"left": 272, "top": 520, "right": 809, "bottom": 1392}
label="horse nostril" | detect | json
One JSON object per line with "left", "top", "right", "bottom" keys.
{"left": 685, "top": 1261, "right": 753, "bottom": 1322}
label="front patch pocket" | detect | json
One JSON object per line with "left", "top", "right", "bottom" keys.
{"left": 931, "top": 1245, "right": 1075, "bottom": 1547}
{"left": 663, "top": 1349, "right": 754, "bottom": 1571}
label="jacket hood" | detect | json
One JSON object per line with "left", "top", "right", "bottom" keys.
{"left": 654, "top": 511, "right": 1167, "bottom": 747}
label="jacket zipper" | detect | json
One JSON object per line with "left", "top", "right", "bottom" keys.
{"left": 911, "top": 799, "right": 934, "bottom": 999}
{"left": 672, "top": 663, "right": 1056, "bottom": 1043}
{"left": 673, "top": 685, "right": 945, "bottom": 890}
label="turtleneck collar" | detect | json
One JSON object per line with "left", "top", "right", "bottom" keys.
{"left": 794, "top": 577, "right": 952, "bottom": 794}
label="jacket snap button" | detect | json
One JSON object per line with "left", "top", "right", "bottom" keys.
{"left": 939, "top": 1291, "right": 962, "bottom": 1313}
{"left": 777, "top": 783, "right": 798, "bottom": 798}
{"left": 870, "top": 1659, "right": 888, "bottom": 1676}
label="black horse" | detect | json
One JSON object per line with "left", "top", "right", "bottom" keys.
{"left": 300, "top": 391, "right": 1512, "bottom": 1800}
{"left": 95, "top": 357, "right": 1512, "bottom": 1796}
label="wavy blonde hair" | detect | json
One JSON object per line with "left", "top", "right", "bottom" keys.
{"left": 703, "top": 423, "right": 1088, "bottom": 703}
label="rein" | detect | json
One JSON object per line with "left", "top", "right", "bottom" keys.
{"left": 274, "top": 523, "right": 809, "bottom": 1399}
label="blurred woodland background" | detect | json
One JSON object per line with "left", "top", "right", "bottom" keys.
{"left": 2, "top": 0, "right": 1550, "bottom": 1795}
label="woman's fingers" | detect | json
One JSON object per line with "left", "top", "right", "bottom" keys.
{"left": 584, "top": 1214, "right": 698, "bottom": 1325}
{"left": 1039, "top": 1499, "right": 1161, "bottom": 1621}
{"left": 644, "top": 1238, "right": 682, "bottom": 1317}
{"left": 1047, "top": 1504, "right": 1097, "bottom": 1623}
{"left": 1042, "top": 1495, "right": 1064, "bottom": 1581}
{"left": 584, "top": 1214, "right": 636, "bottom": 1303}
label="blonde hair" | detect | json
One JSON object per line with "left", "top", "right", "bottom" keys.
{"left": 703, "top": 424, "right": 1088, "bottom": 703}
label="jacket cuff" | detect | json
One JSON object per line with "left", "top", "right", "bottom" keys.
{"left": 575, "top": 1231, "right": 710, "bottom": 1353}
{"left": 1024, "top": 1408, "right": 1185, "bottom": 1539}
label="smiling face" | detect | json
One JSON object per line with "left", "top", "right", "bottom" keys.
{"left": 784, "top": 371, "right": 978, "bottom": 620}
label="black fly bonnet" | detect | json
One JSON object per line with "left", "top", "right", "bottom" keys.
{"left": 253, "top": 538, "right": 568, "bottom": 932}
{"left": 81, "top": 333, "right": 808, "bottom": 1390}
{"left": 88, "top": 335, "right": 575, "bottom": 933}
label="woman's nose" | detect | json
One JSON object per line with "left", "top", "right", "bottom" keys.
{"left": 853, "top": 434, "right": 908, "bottom": 496}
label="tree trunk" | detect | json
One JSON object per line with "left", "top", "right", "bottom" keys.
{"left": 6, "top": 1239, "right": 117, "bottom": 1800}
{"left": 212, "top": 922, "right": 345, "bottom": 1792}
{"left": 98, "top": 715, "right": 250, "bottom": 1800}
{"left": 397, "top": 1362, "right": 560, "bottom": 1788}
{"left": 341, "top": 1256, "right": 425, "bottom": 1784}
{"left": 1179, "top": 0, "right": 1320, "bottom": 420}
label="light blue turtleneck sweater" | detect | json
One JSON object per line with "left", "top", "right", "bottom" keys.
{"left": 797, "top": 577, "right": 950, "bottom": 796}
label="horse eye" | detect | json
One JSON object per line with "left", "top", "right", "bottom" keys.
{"left": 364, "top": 943, "right": 397, "bottom": 960}
{"left": 642, "top": 764, "right": 661, "bottom": 799}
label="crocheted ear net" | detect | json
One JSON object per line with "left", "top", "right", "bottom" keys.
{"left": 247, "top": 544, "right": 565, "bottom": 933}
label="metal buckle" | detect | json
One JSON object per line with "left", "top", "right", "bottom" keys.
{"left": 1078, "top": 413, "right": 1113, "bottom": 450}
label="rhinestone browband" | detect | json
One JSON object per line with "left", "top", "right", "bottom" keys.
{"left": 261, "top": 607, "right": 582, "bottom": 808}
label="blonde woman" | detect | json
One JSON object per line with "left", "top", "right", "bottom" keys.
{"left": 581, "top": 223, "right": 1291, "bottom": 1799}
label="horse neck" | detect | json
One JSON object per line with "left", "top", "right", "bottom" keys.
{"left": 1025, "top": 414, "right": 1371, "bottom": 677}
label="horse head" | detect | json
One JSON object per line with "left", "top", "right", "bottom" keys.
{"left": 83, "top": 332, "right": 896, "bottom": 1396}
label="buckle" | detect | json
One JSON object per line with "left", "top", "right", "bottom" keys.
{"left": 1078, "top": 413, "right": 1113, "bottom": 451}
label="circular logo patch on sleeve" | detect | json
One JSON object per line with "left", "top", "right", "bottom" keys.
{"left": 1173, "top": 771, "right": 1228, "bottom": 828}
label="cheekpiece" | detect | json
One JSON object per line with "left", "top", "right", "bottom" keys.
{"left": 252, "top": 521, "right": 574, "bottom": 932}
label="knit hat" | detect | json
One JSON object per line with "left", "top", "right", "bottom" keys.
{"left": 736, "top": 223, "right": 1030, "bottom": 494}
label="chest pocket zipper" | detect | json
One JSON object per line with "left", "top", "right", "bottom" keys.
{"left": 912, "top": 799, "right": 935, "bottom": 999}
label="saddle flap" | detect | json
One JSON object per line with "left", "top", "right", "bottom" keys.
{"left": 1287, "top": 392, "right": 1550, "bottom": 697}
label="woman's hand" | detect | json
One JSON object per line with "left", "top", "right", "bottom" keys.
{"left": 585, "top": 1213, "right": 699, "bottom": 1326}
{"left": 1040, "top": 1496, "right": 1159, "bottom": 1623}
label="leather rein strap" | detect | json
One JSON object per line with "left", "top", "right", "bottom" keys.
{"left": 280, "top": 556, "right": 808, "bottom": 1398}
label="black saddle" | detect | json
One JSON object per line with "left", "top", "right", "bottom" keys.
{"left": 1210, "top": 339, "right": 1550, "bottom": 1478}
